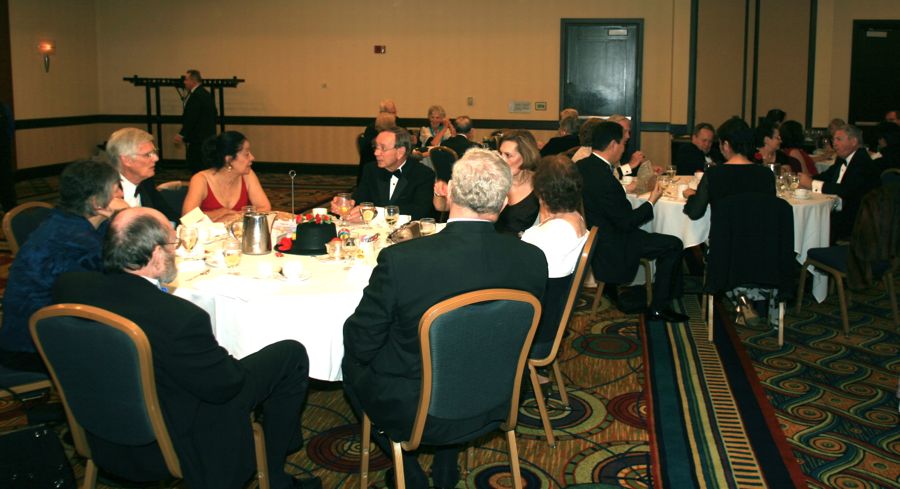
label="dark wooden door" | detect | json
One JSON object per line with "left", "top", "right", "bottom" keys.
{"left": 560, "top": 20, "right": 643, "bottom": 142}
{"left": 848, "top": 20, "right": 900, "bottom": 146}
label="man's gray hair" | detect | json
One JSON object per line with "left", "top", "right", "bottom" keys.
{"left": 450, "top": 148, "right": 512, "bottom": 215}
{"left": 382, "top": 127, "right": 412, "bottom": 155}
{"left": 453, "top": 116, "right": 473, "bottom": 134}
{"left": 106, "top": 127, "right": 154, "bottom": 170}
{"left": 838, "top": 124, "right": 863, "bottom": 142}
{"left": 560, "top": 114, "right": 580, "bottom": 135}
{"left": 103, "top": 212, "right": 169, "bottom": 273}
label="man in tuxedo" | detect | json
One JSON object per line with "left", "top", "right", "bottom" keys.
{"left": 54, "top": 207, "right": 320, "bottom": 489}
{"left": 608, "top": 114, "right": 646, "bottom": 177}
{"left": 578, "top": 121, "right": 689, "bottom": 322}
{"left": 175, "top": 69, "right": 217, "bottom": 173}
{"left": 540, "top": 113, "right": 580, "bottom": 156}
{"left": 106, "top": 127, "right": 180, "bottom": 222}
{"left": 800, "top": 124, "right": 881, "bottom": 241}
{"left": 441, "top": 115, "right": 479, "bottom": 159}
{"left": 342, "top": 148, "right": 547, "bottom": 489}
{"left": 675, "top": 123, "right": 716, "bottom": 175}
{"left": 332, "top": 127, "right": 435, "bottom": 220}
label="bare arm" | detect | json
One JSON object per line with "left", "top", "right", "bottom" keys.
{"left": 244, "top": 170, "right": 271, "bottom": 211}
{"left": 182, "top": 172, "right": 209, "bottom": 216}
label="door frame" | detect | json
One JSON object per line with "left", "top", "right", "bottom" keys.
{"left": 559, "top": 18, "right": 644, "bottom": 148}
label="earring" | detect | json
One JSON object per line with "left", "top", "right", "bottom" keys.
{"left": 227, "top": 164, "right": 232, "bottom": 172}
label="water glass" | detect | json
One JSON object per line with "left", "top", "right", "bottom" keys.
{"left": 223, "top": 240, "right": 241, "bottom": 274}
{"left": 419, "top": 218, "right": 436, "bottom": 236}
{"left": 359, "top": 202, "right": 377, "bottom": 225}
{"left": 179, "top": 226, "right": 199, "bottom": 256}
{"left": 335, "top": 193, "right": 353, "bottom": 225}
{"left": 385, "top": 205, "right": 400, "bottom": 229}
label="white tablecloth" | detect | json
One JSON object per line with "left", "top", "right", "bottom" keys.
{"left": 173, "top": 252, "right": 373, "bottom": 381}
{"left": 626, "top": 180, "right": 835, "bottom": 302}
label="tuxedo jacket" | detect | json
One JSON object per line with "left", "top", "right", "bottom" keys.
{"left": 577, "top": 153, "right": 655, "bottom": 283}
{"left": 137, "top": 178, "right": 180, "bottom": 222}
{"left": 540, "top": 134, "right": 580, "bottom": 157}
{"left": 342, "top": 221, "right": 547, "bottom": 440}
{"left": 179, "top": 86, "right": 217, "bottom": 146}
{"left": 54, "top": 272, "right": 255, "bottom": 488}
{"left": 353, "top": 159, "right": 435, "bottom": 219}
{"left": 674, "top": 142, "right": 708, "bottom": 175}
{"left": 441, "top": 135, "right": 479, "bottom": 160}
{"left": 814, "top": 149, "right": 881, "bottom": 238}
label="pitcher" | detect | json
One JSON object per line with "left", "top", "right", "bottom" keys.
{"left": 229, "top": 211, "right": 276, "bottom": 255}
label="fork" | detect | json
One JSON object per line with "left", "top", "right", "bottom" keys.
{"left": 183, "top": 269, "right": 211, "bottom": 282}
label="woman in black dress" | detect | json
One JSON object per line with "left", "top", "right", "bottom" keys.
{"left": 683, "top": 117, "right": 775, "bottom": 220}
{"left": 495, "top": 130, "right": 541, "bottom": 235}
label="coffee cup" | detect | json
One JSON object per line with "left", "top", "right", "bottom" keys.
{"left": 312, "top": 207, "right": 328, "bottom": 216}
{"left": 282, "top": 261, "right": 304, "bottom": 279}
{"left": 622, "top": 176, "right": 634, "bottom": 185}
{"left": 793, "top": 188, "right": 809, "bottom": 199}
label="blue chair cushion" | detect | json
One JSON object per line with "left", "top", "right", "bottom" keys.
{"left": 0, "top": 364, "right": 48, "bottom": 387}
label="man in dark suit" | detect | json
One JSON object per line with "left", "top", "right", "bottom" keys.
{"left": 342, "top": 148, "right": 547, "bottom": 489}
{"left": 106, "top": 127, "right": 180, "bottom": 222}
{"left": 800, "top": 124, "right": 882, "bottom": 241}
{"left": 54, "top": 207, "right": 320, "bottom": 489}
{"left": 675, "top": 122, "right": 716, "bottom": 175}
{"left": 332, "top": 127, "right": 435, "bottom": 220}
{"left": 175, "top": 69, "right": 217, "bottom": 174}
{"left": 441, "top": 115, "right": 479, "bottom": 159}
{"left": 539, "top": 113, "right": 580, "bottom": 157}
{"left": 578, "top": 121, "right": 689, "bottom": 322}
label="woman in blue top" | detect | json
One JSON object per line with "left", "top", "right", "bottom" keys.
{"left": 0, "top": 159, "right": 124, "bottom": 372}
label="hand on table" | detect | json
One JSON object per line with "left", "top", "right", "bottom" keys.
{"left": 648, "top": 182, "right": 663, "bottom": 204}
{"left": 798, "top": 173, "right": 814, "bottom": 189}
{"left": 682, "top": 188, "right": 696, "bottom": 199}
{"left": 330, "top": 196, "right": 356, "bottom": 215}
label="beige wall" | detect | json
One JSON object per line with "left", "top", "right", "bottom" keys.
{"left": 10, "top": 0, "right": 692, "bottom": 168}
{"left": 755, "top": 0, "right": 809, "bottom": 125}
{"left": 694, "top": 0, "right": 746, "bottom": 127}
{"left": 812, "top": 0, "right": 900, "bottom": 127}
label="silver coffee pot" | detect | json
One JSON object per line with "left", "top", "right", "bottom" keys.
{"left": 229, "top": 211, "right": 276, "bottom": 255}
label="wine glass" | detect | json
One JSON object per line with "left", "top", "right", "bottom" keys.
{"left": 789, "top": 174, "right": 800, "bottom": 191}
{"left": 335, "top": 193, "right": 353, "bottom": 225}
{"left": 419, "top": 218, "right": 436, "bottom": 236}
{"left": 179, "top": 226, "right": 199, "bottom": 257}
{"left": 359, "top": 202, "right": 377, "bottom": 225}
{"left": 223, "top": 240, "right": 241, "bottom": 274}
{"left": 385, "top": 205, "right": 400, "bottom": 229}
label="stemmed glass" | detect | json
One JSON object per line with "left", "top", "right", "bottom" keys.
{"left": 179, "top": 226, "right": 199, "bottom": 258}
{"left": 223, "top": 240, "right": 242, "bottom": 274}
{"left": 359, "top": 202, "right": 377, "bottom": 226}
{"left": 335, "top": 193, "right": 353, "bottom": 226}
{"left": 385, "top": 205, "right": 400, "bottom": 229}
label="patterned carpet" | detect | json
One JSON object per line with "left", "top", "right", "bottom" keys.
{"left": 733, "top": 282, "right": 900, "bottom": 489}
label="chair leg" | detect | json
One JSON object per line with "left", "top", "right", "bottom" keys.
{"left": 885, "top": 272, "right": 899, "bottom": 327}
{"left": 551, "top": 360, "right": 569, "bottom": 407}
{"left": 360, "top": 414, "right": 371, "bottom": 489}
{"left": 777, "top": 302, "right": 785, "bottom": 347}
{"left": 591, "top": 282, "right": 606, "bottom": 316}
{"left": 505, "top": 430, "right": 524, "bottom": 489}
{"left": 796, "top": 262, "right": 809, "bottom": 313}
{"left": 252, "top": 421, "right": 270, "bottom": 489}
{"left": 527, "top": 364, "right": 556, "bottom": 448}
{"left": 391, "top": 441, "right": 406, "bottom": 489}
{"left": 81, "top": 459, "right": 98, "bottom": 489}
{"left": 706, "top": 294, "right": 714, "bottom": 342}
{"left": 835, "top": 276, "right": 850, "bottom": 335}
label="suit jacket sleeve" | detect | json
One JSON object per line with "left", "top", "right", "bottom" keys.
{"left": 165, "top": 307, "right": 246, "bottom": 404}
{"left": 683, "top": 173, "right": 710, "bottom": 220}
{"left": 580, "top": 160, "right": 653, "bottom": 231}
{"left": 139, "top": 181, "right": 180, "bottom": 222}
{"left": 343, "top": 248, "right": 398, "bottom": 365}
{"left": 818, "top": 155, "right": 879, "bottom": 198}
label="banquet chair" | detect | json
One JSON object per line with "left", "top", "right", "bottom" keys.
{"left": 796, "top": 185, "right": 900, "bottom": 334}
{"left": 704, "top": 193, "right": 795, "bottom": 345}
{"left": 155, "top": 181, "right": 189, "bottom": 217}
{"left": 358, "top": 289, "right": 541, "bottom": 489}
{"left": 528, "top": 227, "right": 597, "bottom": 447}
{"left": 2, "top": 201, "right": 53, "bottom": 256}
{"left": 0, "top": 364, "right": 51, "bottom": 400}
{"left": 882, "top": 168, "right": 900, "bottom": 185}
{"left": 590, "top": 258, "right": 653, "bottom": 315}
{"left": 30, "top": 304, "right": 271, "bottom": 489}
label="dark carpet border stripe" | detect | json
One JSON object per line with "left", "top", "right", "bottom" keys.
{"left": 713, "top": 299, "right": 808, "bottom": 488}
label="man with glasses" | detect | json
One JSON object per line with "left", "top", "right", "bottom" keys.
{"left": 332, "top": 127, "right": 435, "bottom": 220}
{"left": 106, "top": 127, "right": 180, "bottom": 222}
{"left": 54, "top": 207, "right": 320, "bottom": 489}
{"left": 175, "top": 69, "right": 217, "bottom": 174}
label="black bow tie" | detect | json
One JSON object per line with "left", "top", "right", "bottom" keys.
{"left": 384, "top": 168, "right": 402, "bottom": 180}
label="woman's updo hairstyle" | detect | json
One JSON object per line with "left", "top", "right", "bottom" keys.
{"left": 201, "top": 131, "right": 247, "bottom": 170}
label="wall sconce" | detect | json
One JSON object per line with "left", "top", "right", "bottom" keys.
{"left": 38, "top": 40, "right": 55, "bottom": 73}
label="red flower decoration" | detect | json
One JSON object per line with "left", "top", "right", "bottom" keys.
{"left": 278, "top": 236, "right": 293, "bottom": 250}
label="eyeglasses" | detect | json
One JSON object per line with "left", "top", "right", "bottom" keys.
{"left": 373, "top": 145, "right": 397, "bottom": 153}
{"left": 165, "top": 239, "right": 182, "bottom": 248}
{"left": 131, "top": 149, "right": 159, "bottom": 159}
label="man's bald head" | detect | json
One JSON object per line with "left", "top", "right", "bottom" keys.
{"left": 103, "top": 207, "right": 174, "bottom": 275}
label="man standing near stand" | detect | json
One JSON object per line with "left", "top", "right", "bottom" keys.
{"left": 175, "top": 69, "right": 217, "bottom": 174}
